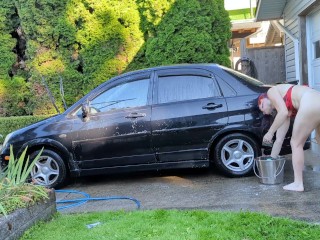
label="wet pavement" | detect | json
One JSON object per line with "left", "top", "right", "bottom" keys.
{"left": 56, "top": 141, "right": 320, "bottom": 223}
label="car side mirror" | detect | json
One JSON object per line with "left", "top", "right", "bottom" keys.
{"left": 82, "top": 100, "right": 90, "bottom": 121}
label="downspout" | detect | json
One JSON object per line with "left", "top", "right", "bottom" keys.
{"left": 272, "top": 20, "right": 301, "bottom": 84}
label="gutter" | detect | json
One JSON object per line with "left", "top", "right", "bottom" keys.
{"left": 255, "top": 0, "right": 262, "bottom": 20}
{"left": 272, "top": 20, "right": 301, "bottom": 83}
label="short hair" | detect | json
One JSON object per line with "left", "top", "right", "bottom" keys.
{"left": 258, "top": 93, "right": 268, "bottom": 106}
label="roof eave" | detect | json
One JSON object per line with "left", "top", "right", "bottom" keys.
{"left": 255, "top": 0, "right": 286, "bottom": 21}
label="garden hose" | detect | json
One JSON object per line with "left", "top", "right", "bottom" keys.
{"left": 55, "top": 189, "right": 141, "bottom": 211}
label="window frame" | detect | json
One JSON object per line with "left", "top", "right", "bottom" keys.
{"left": 73, "top": 72, "right": 153, "bottom": 117}
{"left": 89, "top": 78, "right": 149, "bottom": 113}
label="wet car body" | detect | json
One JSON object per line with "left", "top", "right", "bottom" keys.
{"left": 0, "top": 64, "right": 300, "bottom": 188}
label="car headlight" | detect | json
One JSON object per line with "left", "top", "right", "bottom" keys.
{"left": 2, "top": 132, "right": 13, "bottom": 150}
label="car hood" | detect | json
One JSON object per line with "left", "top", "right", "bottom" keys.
{"left": 7, "top": 114, "right": 63, "bottom": 142}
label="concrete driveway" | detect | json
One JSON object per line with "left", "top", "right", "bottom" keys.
{"left": 56, "top": 142, "right": 320, "bottom": 223}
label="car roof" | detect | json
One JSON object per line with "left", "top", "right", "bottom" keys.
{"left": 99, "top": 63, "right": 220, "bottom": 87}
{"left": 129, "top": 63, "right": 219, "bottom": 72}
{"left": 121, "top": 63, "right": 218, "bottom": 76}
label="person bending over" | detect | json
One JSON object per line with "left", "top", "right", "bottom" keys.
{"left": 258, "top": 83, "right": 320, "bottom": 192}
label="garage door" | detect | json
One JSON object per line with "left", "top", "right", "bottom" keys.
{"left": 307, "top": 8, "right": 320, "bottom": 90}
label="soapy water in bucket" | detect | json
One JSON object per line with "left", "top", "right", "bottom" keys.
{"left": 254, "top": 156, "right": 286, "bottom": 185}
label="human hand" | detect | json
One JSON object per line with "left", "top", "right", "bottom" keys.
{"left": 263, "top": 132, "right": 274, "bottom": 144}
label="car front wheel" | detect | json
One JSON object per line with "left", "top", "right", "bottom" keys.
{"left": 30, "top": 149, "right": 67, "bottom": 189}
{"left": 213, "top": 133, "right": 259, "bottom": 177}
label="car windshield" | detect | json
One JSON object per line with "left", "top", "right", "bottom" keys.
{"left": 220, "top": 66, "right": 264, "bottom": 86}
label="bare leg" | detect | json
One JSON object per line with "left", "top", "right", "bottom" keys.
{"left": 283, "top": 92, "right": 320, "bottom": 191}
{"left": 283, "top": 138, "right": 306, "bottom": 191}
{"left": 315, "top": 125, "right": 320, "bottom": 144}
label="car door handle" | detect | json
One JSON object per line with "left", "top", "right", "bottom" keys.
{"left": 125, "top": 112, "right": 146, "bottom": 119}
{"left": 246, "top": 103, "right": 255, "bottom": 107}
{"left": 202, "top": 103, "right": 223, "bottom": 110}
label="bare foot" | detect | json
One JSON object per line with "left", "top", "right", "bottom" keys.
{"left": 283, "top": 182, "right": 304, "bottom": 192}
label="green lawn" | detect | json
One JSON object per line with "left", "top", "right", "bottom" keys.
{"left": 21, "top": 210, "right": 320, "bottom": 240}
{"left": 228, "top": 8, "right": 256, "bottom": 21}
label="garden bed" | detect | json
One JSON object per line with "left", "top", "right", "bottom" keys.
{"left": 0, "top": 190, "right": 56, "bottom": 240}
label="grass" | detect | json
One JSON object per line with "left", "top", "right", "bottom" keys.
{"left": 21, "top": 210, "right": 320, "bottom": 240}
{"left": 228, "top": 8, "right": 256, "bottom": 21}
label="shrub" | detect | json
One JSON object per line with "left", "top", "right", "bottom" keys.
{"left": 0, "top": 115, "right": 49, "bottom": 143}
{"left": 0, "top": 0, "right": 231, "bottom": 116}
{"left": 0, "top": 3, "right": 17, "bottom": 81}
{"left": 0, "top": 146, "right": 48, "bottom": 216}
{"left": 0, "top": 76, "right": 32, "bottom": 116}
{"left": 128, "top": 0, "right": 231, "bottom": 70}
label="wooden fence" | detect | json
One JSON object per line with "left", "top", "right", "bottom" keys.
{"left": 245, "top": 46, "right": 286, "bottom": 84}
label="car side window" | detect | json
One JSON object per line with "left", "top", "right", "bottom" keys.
{"left": 213, "top": 75, "right": 237, "bottom": 97}
{"left": 157, "top": 75, "right": 220, "bottom": 104}
{"left": 90, "top": 79, "right": 149, "bottom": 113}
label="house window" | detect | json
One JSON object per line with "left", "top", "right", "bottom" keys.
{"left": 315, "top": 40, "right": 320, "bottom": 59}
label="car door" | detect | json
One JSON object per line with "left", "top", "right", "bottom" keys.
{"left": 151, "top": 68, "right": 228, "bottom": 163}
{"left": 71, "top": 72, "right": 155, "bottom": 169}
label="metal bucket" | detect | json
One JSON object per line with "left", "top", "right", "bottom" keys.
{"left": 254, "top": 156, "right": 286, "bottom": 185}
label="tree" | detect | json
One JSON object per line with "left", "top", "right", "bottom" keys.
{"left": 0, "top": 0, "right": 231, "bottom": 116}
{"left": 128, "top": 0, "right": 231, "bottom": 70}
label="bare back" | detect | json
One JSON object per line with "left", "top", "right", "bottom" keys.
{"left": 274, "top": 84, "right": 313, "bottom": 110}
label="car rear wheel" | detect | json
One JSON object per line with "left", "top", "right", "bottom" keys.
{"left": 30, "top": 149, "right": 67, "bottom": 189}
{"left": 213, "top": 133, "right": 259, "bottom": 177}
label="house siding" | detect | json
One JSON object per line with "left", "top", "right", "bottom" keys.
{"left": 283, "top": 0, "right": 317, "bottom": 82}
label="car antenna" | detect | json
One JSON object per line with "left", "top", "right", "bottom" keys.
{"left": 59, "top": 75, "right": 68, "bottom": 110}
{"left": 41, "top": 76, "right": 60, "bottom": 114}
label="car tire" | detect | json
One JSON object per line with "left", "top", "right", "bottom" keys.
{"left": 213, "top": 133, "right": 259, "bottom": 177}
{"left": 29, "top": 149, "right": 67, "bottom": 189}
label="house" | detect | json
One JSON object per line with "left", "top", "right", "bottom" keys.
{"left": 256, "top": 0, "right": 320, "bottom": 90}
{"left": 226, "top": 0, "right": 261, "bottom": 67}
{"left": 226, "top": 0, "right": 286, "bottom": 84}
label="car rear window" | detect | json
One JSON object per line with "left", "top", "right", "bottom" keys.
{"left": 220, "top": 66, "right": 264, "bottom": 87}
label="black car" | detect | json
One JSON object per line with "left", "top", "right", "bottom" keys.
{"left": 0, "top": 64, "right": 294, "bottom": 188}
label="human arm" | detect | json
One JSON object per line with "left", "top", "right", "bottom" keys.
{"left": 270, "top": 118, "right": 290, "bottom": 158}
{"left": 264, "top": 86, "right": 289, "bottom": 141}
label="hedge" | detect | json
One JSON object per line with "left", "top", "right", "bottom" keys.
{"left": 0, "top": 115, "right": 48, "bottom": 144}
